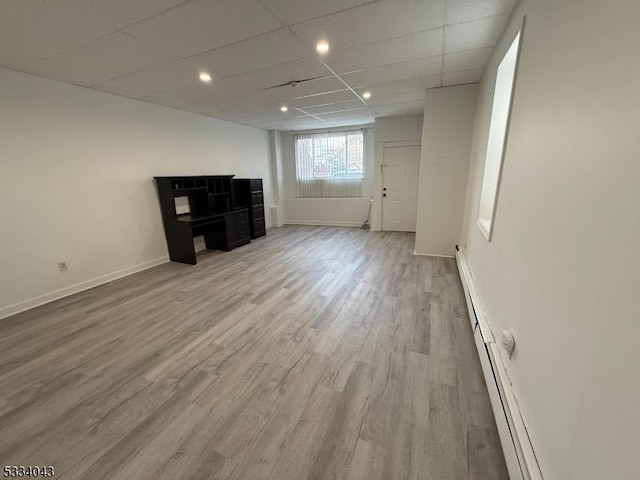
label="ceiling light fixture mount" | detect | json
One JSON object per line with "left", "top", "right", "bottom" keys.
{"left": 316, "top": 41, "right": 329, "bottom": 54}
{"left": 199, "top": 72, "right": 212, "bottom": 83}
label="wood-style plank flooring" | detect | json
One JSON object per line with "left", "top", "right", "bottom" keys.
{"left": 0, "top": 226, "right": 508, "bottom": 479}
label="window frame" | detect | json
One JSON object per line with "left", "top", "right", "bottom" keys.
{"left": 294, "top": 129, "right": 366, "bottom": 198}
{"left": 477, "top": 24, "right": 524, "bottom": 241}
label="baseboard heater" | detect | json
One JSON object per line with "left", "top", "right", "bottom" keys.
{"left": 455, "top": 246, "right": 543, "bottom": 480}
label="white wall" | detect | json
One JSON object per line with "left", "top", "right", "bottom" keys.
{"left": 460, "top": 1, "right": 640, "bottom": 478}
{"left": 371, "top": 114, "right": 424, "bottom": 231}
{"left": 415, "top": 85, "right": 477, "bottom": 256}
{"left": 0, "top": 68, "right": 273, "bottom": 319}
{"left": 374, "top": 115, "right": 424, "bottom": 143}
{"left": 268, "top": 130, "right": 285, "bottom": 227}
{"left": 280, "top": 127, "right": 374, "bottom": 226}
{"left": 283, "top": 198, "right": 372, "bottom": 227}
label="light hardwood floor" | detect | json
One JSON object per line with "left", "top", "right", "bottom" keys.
{"left": 0, "top": 226, "right": 508, "bottom": 480}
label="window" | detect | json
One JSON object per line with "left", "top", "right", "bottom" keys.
{"left": 478, "top": 30, "right": 522, "bottom": 240}
{"left": 295, "top": 130, "right": 364, "bottom": 198}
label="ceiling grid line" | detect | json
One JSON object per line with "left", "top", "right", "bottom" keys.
{"left": 1, "top": 0, "right": 517, "bottom": 131}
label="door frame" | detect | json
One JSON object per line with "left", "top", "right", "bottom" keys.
{"left": 371, "top": 140, "right": 422, "bottom": 231}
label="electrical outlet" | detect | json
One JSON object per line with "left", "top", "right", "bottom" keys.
{"left": 58, "top": 261, "right": 68, "bottom": 272}
{"left": 501, "top": 330, "right": 516, "bottom": 358}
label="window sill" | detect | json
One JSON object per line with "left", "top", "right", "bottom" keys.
{"left": 477, "top": 217, "right": 492, "bottom": 241}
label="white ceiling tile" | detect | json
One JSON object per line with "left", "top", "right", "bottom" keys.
{"left": 325, "top": 28, "right": 443, "bottom": 74}
{"left": 316, "top": 108, "right": 370, "bottom": 118}
{"left": 190, "top": 85, "right": 289, "bottom": 113}
{"left": 222, "top": 90, "right": 289, "bottom": 110}
{"left": 0, "top": 0, "right": 517, "bottom": 131}
{"left": 145, "top": 78, "right": 248, "bottom": 111}
{"left": 251, "top": 111, "right": 296, "bottom": 123}
{"left": 21, "top": 58, "right": 107, "bottom": 87}
{"left": 0, "top": 47, "right": 40, "bottom": 71}
{"left": 137, "top": 90, "right": 187, "bottom": 109}
{"left": 0, "top": 0, "right": 114, "bottom": 59}
{"left": 367, "top": 90, "right": 425, "bottom": 107}
{"left": 192, "top": 29, "right": 312, "bottom": 77}
{"left": 272, "top": 76, "right": 348, "bottom": 101}
{"left": 291, "top": 89, "right": 358, "bottom": 109}
{"left": 340, "top": 56, "right": 442, "bottom": 89}
{"left": 304, "top": 100, "right": 365, "bottom": 115}
{"left": 93, "top": 79, "right": 157, "bottom": 99}
{"left": 47, "top": 32, "right": 178, "bottom": 86}
{"left": 443, "top": 47, "right": 493, "bottom": 72}
{"left": 445, "top": 0, "right": 517, "bottom": 25}
{"left": 141, "top": 85, "right": 228, "bottom": 111}
{"left": 213, "top": 102, "right": 290, "bottom": 120}
{"left": 442, "top": 68, "right": 484, "bottom": 86}
{"left": 124, "top": 0, "right": 281, "bottom": 57}
{"left": 317, "top": 109, "right": 375, "bottom": 122}
{"left": 259, "top": 0, "right": 373, "bottom": 25}
{"left": 354, "top": 75, "right": 442, "bottom": 97}
{"left": 445, "top": 13, "right": 510, "bottom": 53}
{"left": 228, "top": 57, "right": 333, "bottom": 93}
{"left": 201, "top": 81, "right": 354, "bottom": 117}
{"left": 291, "top": 0, "right": 446, "bottom": 50}
{"left": 53, "top": 0, "right": 188, "bottom": 29}
{"left": 114, "top": 58, "right": 221, "bottom": 93}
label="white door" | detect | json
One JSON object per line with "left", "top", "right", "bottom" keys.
{"left": 382, "top": 145, "right": 421, "bottom": 232}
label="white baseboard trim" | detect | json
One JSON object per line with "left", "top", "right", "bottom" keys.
{"left": 413, "top": 250, "right": 455, "bottom": 258}
{"left": 0, "top": 255, "right": 169, "bottom": 321}
{"left": 455, "top": 246, "right": 543, "bottom": 480}
{"left": 283, "top": 220, "right": 362, "bottom": 227}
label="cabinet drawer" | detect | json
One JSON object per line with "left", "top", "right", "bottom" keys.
{"left": 251, "top": 192, "right": 263, "bottom": 206}
{"left": 220, "top": 209, "right": 250, "bottom": 248}
{"left": 252, "top": 217, "right": 266, "bottom": 238}
{"left": 236, "top": 212, "right": 248, "bottom": 225}
{"left": 252, "top": 205, "right": 265, "bottom": 220}
{"left": 250, "top": 179, "right": 262, "bottom": 191}
{"left": 234, "top": 210, "right": 250, "bottom": 239}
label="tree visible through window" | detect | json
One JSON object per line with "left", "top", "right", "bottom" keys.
{"left": 295, "top": 131, "right": 364, "bottom": 198}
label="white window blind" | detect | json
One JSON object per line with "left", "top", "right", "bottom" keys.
{"left": 295, "top": 130, "right": 364, "bottom": 198}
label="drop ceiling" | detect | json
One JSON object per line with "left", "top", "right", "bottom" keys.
{"left": 0, "top": 0, "right": 516, "bottom": 131}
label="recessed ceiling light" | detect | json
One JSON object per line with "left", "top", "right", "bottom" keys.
{"left": 199, "top": 72, "right": 212, "bottom": 83}
{"left": 316, "top": 41, "right": 329, "bottom": 54}
{"left": 280, "top": 105, "right": 288, "bottom": 112}
{"left": 362, "top": 91, "right": 371, "bottom": 99}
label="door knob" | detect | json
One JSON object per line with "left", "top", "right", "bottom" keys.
{"left": 383, "top": 193, "right": 387, "bottom": 197}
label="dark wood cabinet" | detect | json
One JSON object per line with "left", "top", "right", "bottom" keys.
{"left": 205, "top": 209, "right": 250, "bottom": 251}
{"left": 232, "top": 178, "right": 266, "bottom": 239}
{"left": 154, "top": 175, "right": 252, "bottom": 265}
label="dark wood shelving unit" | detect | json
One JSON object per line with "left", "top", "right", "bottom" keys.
{"left": 232, "top": 178, "right": 266, "bottom": 239}
{"left": 154, "top": 175, "right": 254, "bottom": 265}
